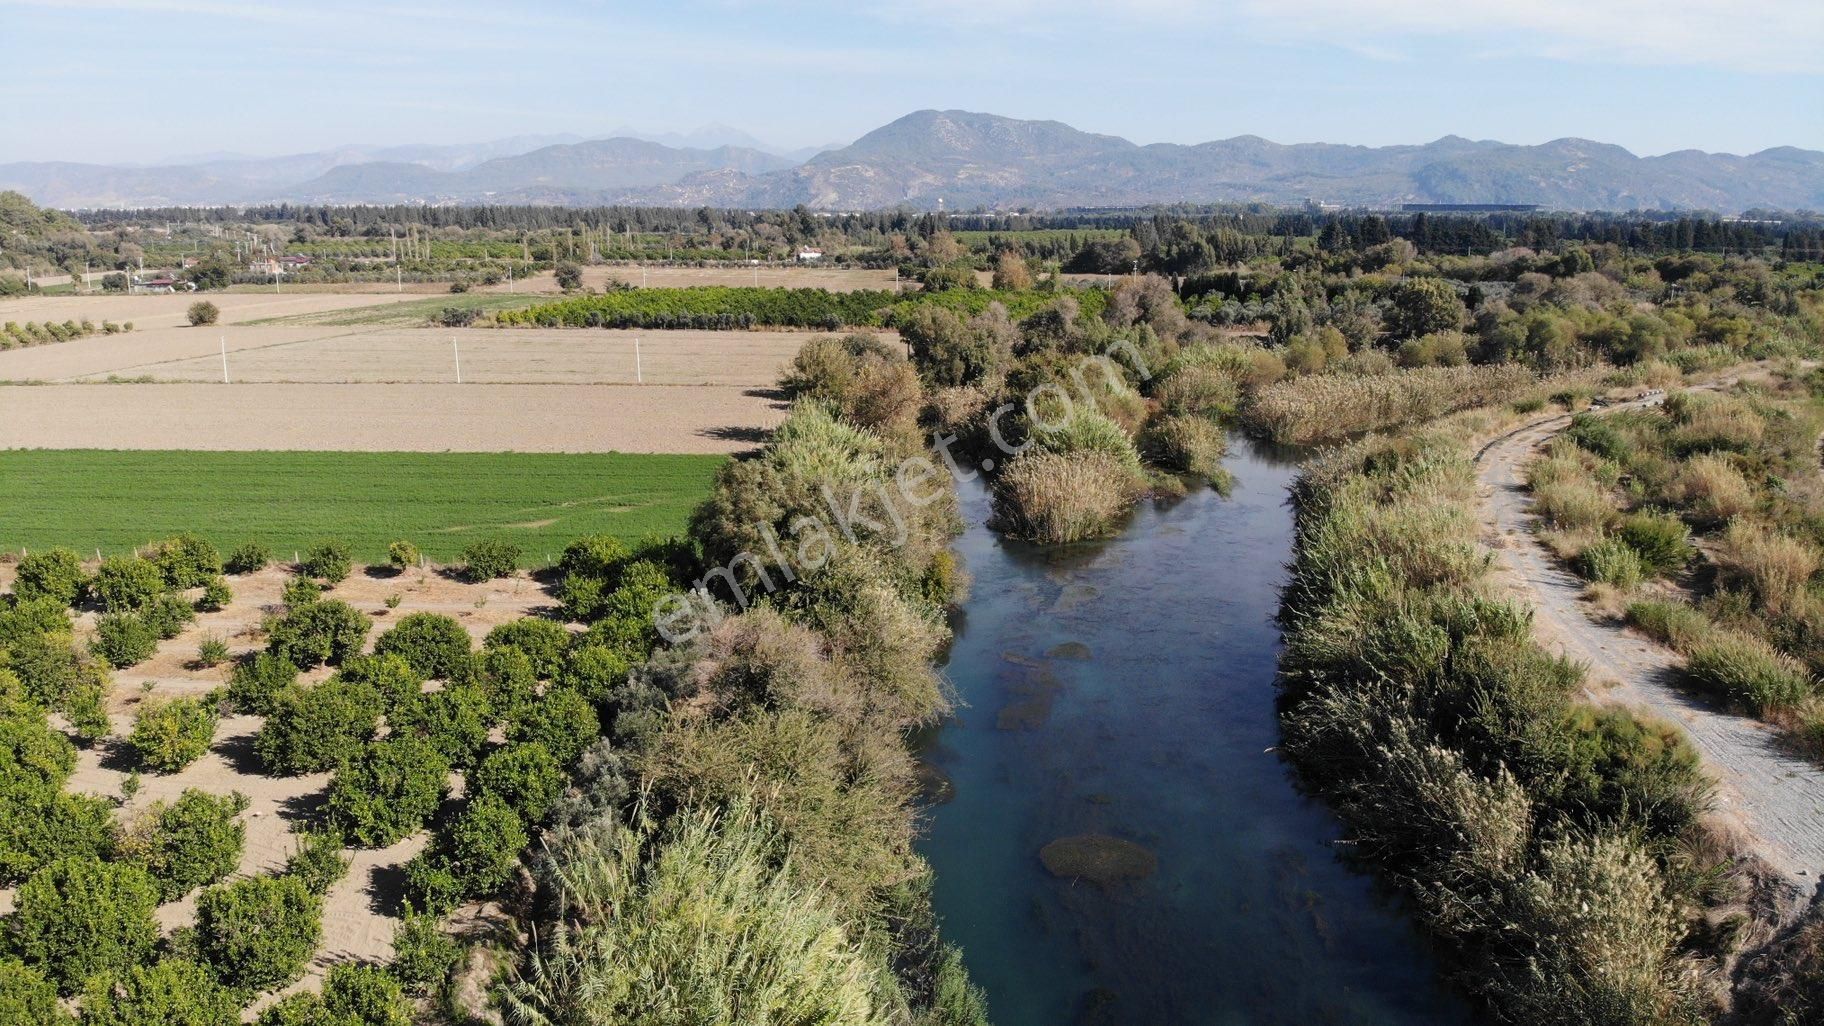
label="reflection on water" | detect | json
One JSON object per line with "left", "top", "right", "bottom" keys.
{"left": 917, "top": 437, "right": 1472, "bottom": 1026}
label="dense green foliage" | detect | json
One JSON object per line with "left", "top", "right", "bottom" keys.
{"left": 127, "top": 696, "right": 217, "bottom": 772}
{"left": 372, "top": 613, "right": 471, "bottom": 680}
{"left": 193, "top": 874, "right": 322, "bottom": 992}
{"left": 11, "top": 856, "right": 160, "bottom": 994}
{"left": 324, "top": 737, "right": 450, "bottom": 847}
{"left": 120, "top": 789, "right": 246, "bottom": 900}
{"left": 254, "top": 678, "right": 383, "bottom": 774}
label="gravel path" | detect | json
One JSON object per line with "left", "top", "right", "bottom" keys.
{"left": 1476, "top": 401, "right": 1824, "bottom": 901}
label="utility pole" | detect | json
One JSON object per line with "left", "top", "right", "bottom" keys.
{"left": 220, "top": 336, "right": 229, "bottom": 383}
{"left": 634, "top": 337, "right": 642, "bottom": 384}
{"left": 452, "top": 337, "right": 462, "bottom": 384}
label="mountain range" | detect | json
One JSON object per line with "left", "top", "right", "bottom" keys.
{"left": 3, "top": 110, "right": 1819, "bottom": 213}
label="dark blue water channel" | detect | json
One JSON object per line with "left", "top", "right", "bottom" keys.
{"left": 916, "top": 437, "right": 1473, "bottom": 1026}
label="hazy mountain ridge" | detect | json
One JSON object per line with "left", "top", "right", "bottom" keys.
{"left": 3, "top": 110, "right": 1818, "bottom": 212}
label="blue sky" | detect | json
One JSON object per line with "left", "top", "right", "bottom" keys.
{"left": 1, "top": 0, "right": 1818, "bottom": 163}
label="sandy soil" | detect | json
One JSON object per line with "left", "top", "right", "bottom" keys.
{"left": 43, "top": 327, "right": 873, "bottom": 387}
{"left": 0, "top": 382, "right": 785, "bottom": 453}
{"left": 41, "top": 564, "right": 557, "bottom": 988}
{"left": 1476, "top": 400, "right": 1824, "bottom": 905}
{"left": 0, "top": 325, "right": 360, "bottom": 382}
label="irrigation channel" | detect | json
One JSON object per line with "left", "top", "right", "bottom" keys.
{"left": 916, "top": 435, "right": 1475, "bottom": 1026}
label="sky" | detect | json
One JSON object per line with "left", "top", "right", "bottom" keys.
{"left": 0, "top": 0, "right": 1818, "bottom": 164}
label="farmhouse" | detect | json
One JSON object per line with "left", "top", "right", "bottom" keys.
{"left": 796, "top": 248, "right": 823, "bottom": 262}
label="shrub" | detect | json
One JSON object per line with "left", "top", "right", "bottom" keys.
{"left": 400, "top": 855, "right": 463, "bottom": 917}
{"left": 390, "top": 907, "right": 460, "bottom": 994}
{"left": 91, "top": 556, "right": 163, "bottom": 612}
{"left": 460, "top": 538, "right": 521, "bottom": 582}
{"left": 297, "top": 540, "right": 352, "bottom": 584}
{"left": 373, "top": 612, "right": 471, "bottom": 680}
{"left": 279, "top": 576, "right": 321, "bottom": 608}
{"left": 1026, "top": 407, "right": 1142, "bottom": 472}
{"left": 140, "top": 592, "right": 196, "bottom": 639}
{"left": 390, "top": 683, "right": 491, "bottom": 768}
{"left": 502, "top": 801, "right": 893, "bottom": 1025}
{"left": 82, "top": 958, "right": 238, "bottom": 1026}
{"left": 506, "top": 686, "right": 598, "bottom": 765}
{"left": 1616, "top": 513, "right": 1694, "bottom": 575}
{"left": 0, "top": 959, "right": 63, "bottom": 1026}
{"left": 0, "top": 787, "right": 116, "bottom": 886}
{"left": 321, "top": 964, "right": 411, "bottom": 1026}
{"left": 1488, "top": 834, "right": 1689, "bottom": 1023}
{"left": 12, "top": 548, "right": 84, "bottom": 606}
{"left": 471, "top": 741, "right": 564, "bottom": 825}
{"left": 283, "top": 829, "right": 348, "bottom": 895}
{"left": 195, "top": 635, "right": 229, "bottom": 668}
{"left": 1626, "top": 600, "right": 1713, "bottom": 652}
{"left": 332, "top": 653, "right": 424, "bottom": 714}
{"left": 386, "top": 540, "right": 420, "bottom": 571}
{"left": 93, "top": 613, "right": 158, "bottom": 668}
{"left": 224, "top": 543, "right": 271, "bottom": 575}
{"left": 438, "top": 793, "right": 527, "bottom": 897}
{"left": 1577, "top": 538, "right": 1645, "bottom": 590}
{"left": 555, "top": 644, "right": 631, "bottom": 704}
{"left": 128, "top": 697, "right": 217, "bottom": 772}
{"left": 266, "top": 599, "right": 370, "bottom": 668}
{"left": 325, "top": 737, "right": 450, "bottom": 847}
{"left": 149, "top": 533, "right": 221, "bottom": 590}
{"left": 1685, "top": 634, "right": 1815, "bottom": 713}
{"left": 1715, "top": 520, "right": 1821, "bottom": 616}
{"left": 186, "top": 301, "right": 219, "bottom": 326}
{"left": 254, "top": 679, "right": 384, "bottom": 775}
{"left": 121, "top": 789, "right": 246, "bottom": 900}
{"left": 484, "top": 617, "right": 571, "bottom": 679}
{"left": 1151, "top": 363, "right": 1241, "bottom": 418}
{"left": 990, "top": 450, "right": 1141, "bottom": 544}
{"left": 194, "top": 874, "right": 322, "bottom": 992}
{"left": 11, "top": 856, "right": 160, "bottom": 993}
{"left": 1138, "top": 414, "right": 1231, "bottom": 483}
{"left": 196, "top": 577, "right": 233, "bottom": 612}
{"left": 225, "top": 652, "right": 299, "bottom": 715}
{"left": 1669, "top": 454, "right": 1755, "bottom": 524}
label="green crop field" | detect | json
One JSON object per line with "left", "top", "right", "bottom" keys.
{"left": 0, "top": 450, "right": 724, "bottom": 565}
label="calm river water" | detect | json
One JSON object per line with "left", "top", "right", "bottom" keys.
{"left": 917, "top": 437, "right": 1473, "bottom": 1026}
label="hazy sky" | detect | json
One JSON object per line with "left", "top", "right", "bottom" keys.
{"left": 1, "top": 0, "right": 1819, "bottom": 163}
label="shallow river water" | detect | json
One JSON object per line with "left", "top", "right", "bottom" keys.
{"left": 917, "top": 437, "right": 1474, "bottom": 1026}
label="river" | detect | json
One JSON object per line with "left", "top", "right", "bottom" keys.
{"left": 917, "top": 436, "right": 1473, "bottom": 1026}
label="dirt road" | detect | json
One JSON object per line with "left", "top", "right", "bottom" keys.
{"left": 1476, "top": 402, "right": 1824, "bottom": 900}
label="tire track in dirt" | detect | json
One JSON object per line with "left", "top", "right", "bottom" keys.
{"left": 1475, "top": 400, "right": 1824, "bottom": 904}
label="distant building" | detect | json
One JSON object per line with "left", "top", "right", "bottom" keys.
{"left": 1400, "top": 203, "right": 1541, "bottom": 213}
{"left": 796, "top": 248, "right": 823, "bottom": 263}
{"left": 132, "top": 276, "right": 177, "bottom": 294}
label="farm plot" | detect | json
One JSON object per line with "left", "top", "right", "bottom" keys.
{"left": 55, "top": 327, "right": 850, "bottom": 385}
{"left": 32, "top": 564, "right": 557, "bottom": 993}
{"left": 0, "top": 382, "right": 786, "bottom": 453}
{"left": 0, "top": 448, "right": 725, "bottom": 561}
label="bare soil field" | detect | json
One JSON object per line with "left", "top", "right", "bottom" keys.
{"left": 0, "top": 325, "right": 359, "bottom": 382}
{"left": 0, "top": 382, "right": 786, "bottom": 453}
{"left": 45, "top": 327, "right": 866, "bottom": 386}
{"left": 1, "top": 564, "right": 555, "bottom": 991}
{"left": 0, "top": 290, "right": 425, "bottom": 331}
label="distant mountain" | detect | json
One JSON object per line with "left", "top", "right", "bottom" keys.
{"left": 3, "top": 111, "right": 1819, "bottom": 212}
{"left": 654, "top": 110, "right": 1824, "bottom": 212}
